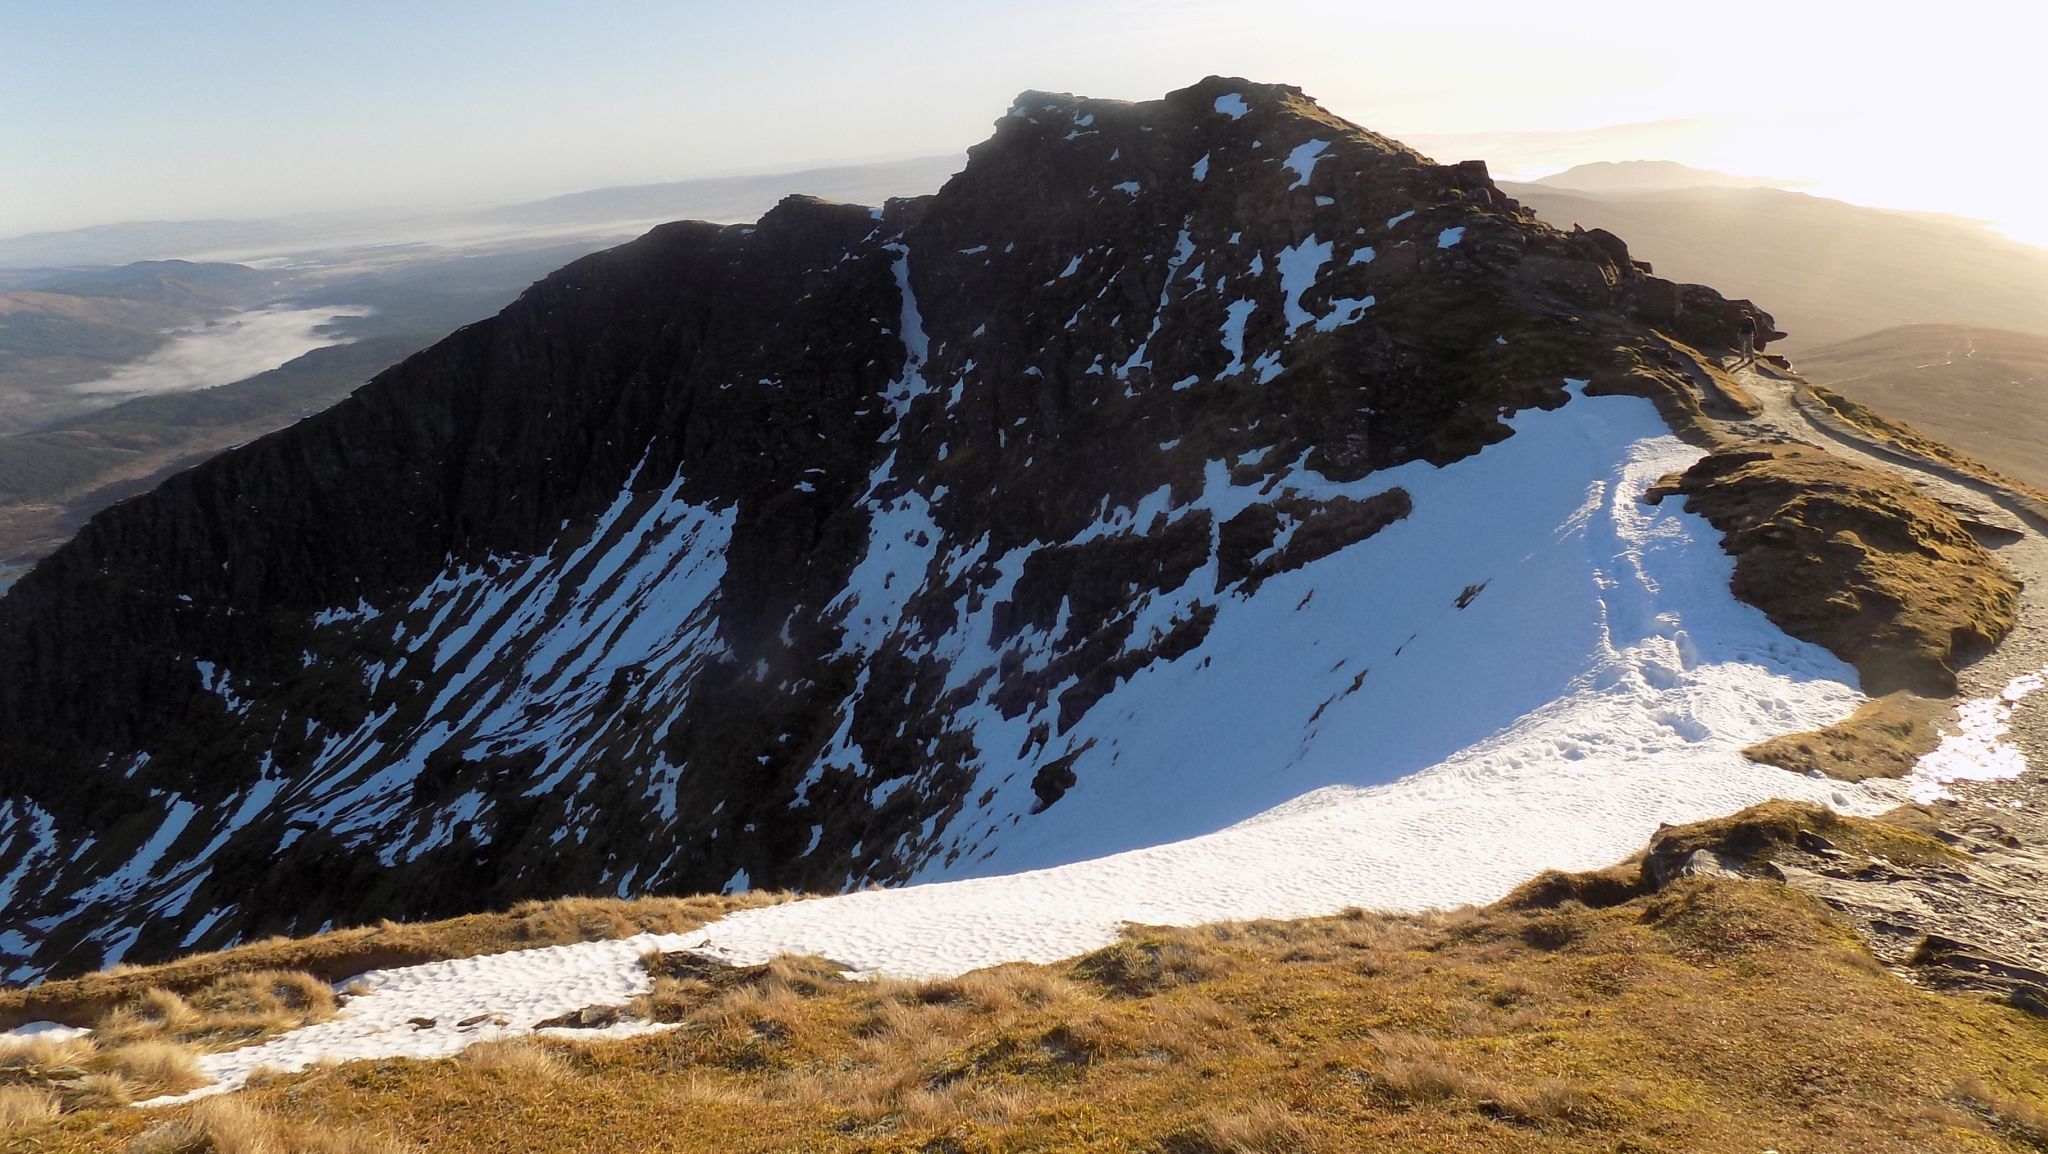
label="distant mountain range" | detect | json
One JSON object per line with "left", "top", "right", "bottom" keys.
{"left": 1502, "top": 176, "right": 2048, "bottom": 351}
{"left": 1532, "top": 160, "right": 1788, "bottom": 192}
{"left": 0, "top": 157, "right": 963, "bottom": 271}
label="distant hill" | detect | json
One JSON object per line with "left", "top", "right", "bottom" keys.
{"left": 1533, "top": 160, "right": 1782, "bottom": 192}
{"left": 0, "top": 157, "right": 964, "bottom": 270}
{"left": 1794, "top": 324, "right": 2048, "bottom": 492}
{"left": 474, "top": 156, "right": 963, "bottom": 230}
{"left": 1501, "top": 181, "right": 2048, "bottom": 351}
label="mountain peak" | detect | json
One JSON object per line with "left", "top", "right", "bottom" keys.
{"left": 0, "top": 79, "right": 1778, "bottom": 981}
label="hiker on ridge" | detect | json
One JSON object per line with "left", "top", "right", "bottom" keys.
{"left": 1736, "top": 312, "right": 1758, "bottom": 366}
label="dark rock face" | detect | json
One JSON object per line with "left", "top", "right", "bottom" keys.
{"left": 0, "top": 77, "right": 1768, "bottom": 981}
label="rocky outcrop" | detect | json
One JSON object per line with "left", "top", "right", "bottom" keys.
{"left": 0, "top": 77, "right": 1779, "bottom": 981}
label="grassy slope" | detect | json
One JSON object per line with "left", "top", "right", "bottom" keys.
{"left": 7, "top": 812, "right": 2048, "bottom": 1153}
{"left": 1796, "top": 325, "right": 2048, "bottom": 495}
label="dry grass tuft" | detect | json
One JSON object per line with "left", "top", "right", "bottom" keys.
{"left": 1, "top": 1028, "right": 211, "bottom": 1107}
{"left": 94, "top": 969, "right": 338, "bottom": 1053}
{"left": 0, "top": 1084, "right": 60, "bottom": 1130}
{"left": 460, "top": 1038, "right": 569, "bottom": 1081}
{"left": 130, "top": 1094, "right": 403, "bottom": 1154}
{"left": 99, "top": 1041, "right": 209, "bottom": 1096}
{"left": 1163, "top": 1102, "right": 1336, "bottom": 1153}
{"left": 62, "top": 1072, "right": 136, "bottom": 1111}
{"left": 1069, "top": 929, "right": 1234, "bottom": 997}
{"left": 0, "top": 1032, "right": 97, "bottom": 1069}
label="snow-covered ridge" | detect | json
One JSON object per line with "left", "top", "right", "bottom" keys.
{"left": 134, "top": 383, "right": 1916, "bottom": 1100}
{"left": 0, "top": 75, "right": 1823, "bottom": 982}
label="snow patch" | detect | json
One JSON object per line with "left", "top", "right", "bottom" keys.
{"left": 1213, "top": 93, "right": 1249, "bottom": 120}
{"left": 1275, "top": 235, "right": 1334, "bottom": 332}
{"left": 1283, "top": 139, "right": 1330, "bottom": 190}
{"left": 1907, "top": 666, "right": 2048, "bottom": 801}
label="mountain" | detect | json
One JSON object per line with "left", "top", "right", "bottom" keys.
{"left": 1795, "top": 324, "right": 2048, "bottom": 492}
{"left": 0, "top": 159, "right": 961, "bottom": 271}
{"left": 470, "top": 157, "right": 963, "bottom": 231}
{"left": 1501, "top": 181, "right": 2048, "bottom": 351}
{"left": 1532, "top": 160, "right": 1782, "bottom": 192}
{"left": 0, "top": 77, "right": 1788, "bottom": 982}
{"left": 0, "top": 222, "right": 307, "bottom": 270}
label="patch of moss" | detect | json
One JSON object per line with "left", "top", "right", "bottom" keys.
{"left": 1744, "top": 691, "right": 1949, "bottom": 782}
{"left": 1648, "top": 441, "right": 2021, "bottom": 694}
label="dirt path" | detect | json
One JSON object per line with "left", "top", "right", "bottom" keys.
{"left": 1709, "top": 359, "right": 2048, "bottom": 1000}
{"left": 1725, "top": 362, "right": 2048, "bottom": 764}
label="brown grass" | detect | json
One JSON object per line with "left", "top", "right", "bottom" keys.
{"left": 96, "top": 1042, "right": 208, "bottom": 1096}
{"left": 2, "top": 1031, "right": 207, "bottom": 1105}
{"left": 11, "top": 856, "right": 2041, "bottom": 1153}
{"left": 0, "top": 892, "right": 788, "bottom": 1032}
{"left": 128, "top": 1095, "right": 402, "bottom": 1154}
{"left": 1649, "top": 441, "right": 2022, "bottom": 695}
{"left": 7, "top": 809, "right": 2045, "bottom": 1152}
{"left": 0, "top": 1084, "right": 60, "bottom": 1130}
{"left": 1802, "top": 383, "right": 2048, "bottom": 519}
{"left": 86, "top": 971, "right": 337, "bottom": 1054}
{"left": 1744, "top": 690, "right": 1950, "bottom": 781}
{"left": 459, "top": 1038, "right": 568, "bottom": 1081}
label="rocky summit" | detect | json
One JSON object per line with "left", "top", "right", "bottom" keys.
{"left": 0, "top": 77, "right": 1769, "bottom": 981}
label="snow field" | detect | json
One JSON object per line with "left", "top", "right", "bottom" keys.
{"left": 138, "top": 384, "right": 1951, "bottom": 1101}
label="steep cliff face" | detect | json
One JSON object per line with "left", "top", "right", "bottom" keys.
{"left": 0, "top": 78, "right": 1769, "bottom": 981}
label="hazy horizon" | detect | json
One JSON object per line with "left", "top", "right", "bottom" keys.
{"left": 5, "top": 1, "right": 2044, "bottom": 247}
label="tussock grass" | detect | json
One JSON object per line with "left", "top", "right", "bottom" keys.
{"left": 10, "top": 812, "right": 2048, "bottom": 1151}
{"left": 128, "top": 1095, "right": 401, "bottom": 1154}
{"left": 88, "top": 970, "right": 337, "bottom": 1054}
{"left": 2, "top": 1031, "right": 207, "bottom": 1105}
{"left": 459, "top": 1038, "right": 568, "bottom": 1081}
{"left": 1161, "top": 1102, "right": 1337, "bottom": 1153}
{"left": 0, "top": 1083, "right": 60, "bottom": 1130}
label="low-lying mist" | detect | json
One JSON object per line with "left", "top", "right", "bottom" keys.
{"left": 69, "top": 305, "right": 369, "bottom": 401}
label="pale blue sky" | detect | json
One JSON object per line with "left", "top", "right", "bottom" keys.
{"left": 3, "top": 1, "right": 2042, "bottom": 242}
